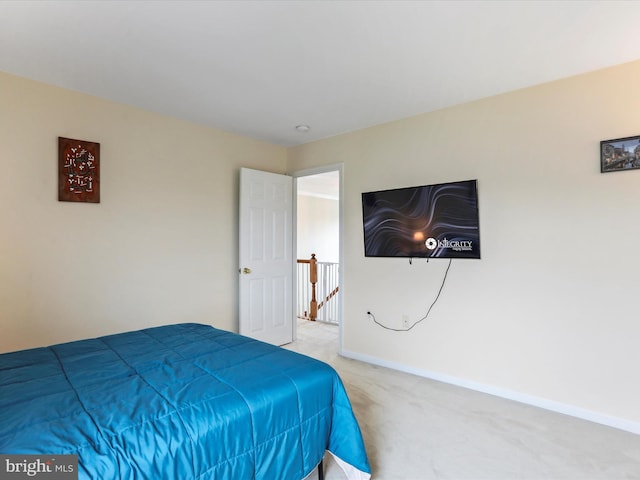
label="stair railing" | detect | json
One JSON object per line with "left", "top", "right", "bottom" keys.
{"left": 296, "top": 254, "right": 339, "bottom": 324}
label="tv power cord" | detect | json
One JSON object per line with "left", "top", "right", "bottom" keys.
{"left": 367, "top": 258, "right": 452, "bottom": 331}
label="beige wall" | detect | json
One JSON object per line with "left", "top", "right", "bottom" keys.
{"left": 0, "top": 71, "right": 286, "bottom": 352}
{"left": 296, "top": 194, "right": 339, "bottom": 263}
{"left": 288, "top": 60, "right": 640, "bottom": 430}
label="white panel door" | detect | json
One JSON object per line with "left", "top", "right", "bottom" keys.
{"left": 239, "top": 168, "right": 293, "bottom": 345}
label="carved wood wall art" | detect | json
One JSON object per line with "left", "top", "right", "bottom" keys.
{"left": 58, "top": 137, "right": 100, "bottom": 203}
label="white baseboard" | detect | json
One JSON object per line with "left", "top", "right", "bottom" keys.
{"left": 339, "top": 348, "right": 640, "bottom": 436}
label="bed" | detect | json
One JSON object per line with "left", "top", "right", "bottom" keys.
{"left": 0, "top": 323, "right": 371, "bottom": 479}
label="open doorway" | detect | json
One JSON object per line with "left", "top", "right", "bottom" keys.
{"left": 294, "top": 166, "right": 342, "bottom": 351}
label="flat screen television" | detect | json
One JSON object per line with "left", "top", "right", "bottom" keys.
{"left": 362, "top": 179, "right": 480, "bottom": 259}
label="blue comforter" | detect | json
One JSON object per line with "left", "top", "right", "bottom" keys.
{"left": 0, "top": 323, "right": 370, "bottom": 479}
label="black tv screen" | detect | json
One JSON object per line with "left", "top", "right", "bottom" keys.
{"left": 362, "top": 179, "right": 480, "bottom": 259}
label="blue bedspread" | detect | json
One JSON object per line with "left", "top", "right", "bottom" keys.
{"left": 0, "top": 323, "right": 370, "bottom": 479}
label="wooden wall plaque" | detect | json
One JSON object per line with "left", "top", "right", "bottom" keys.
{"left": 58, "top": 137, "right": 100, "bottom": 203}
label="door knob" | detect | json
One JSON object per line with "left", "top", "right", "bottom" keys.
{"left": 242, "top": 267, "right": 252, "bottom": 274}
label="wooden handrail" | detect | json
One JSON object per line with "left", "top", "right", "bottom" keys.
{"left": 317, "top": 286, "right": 339, "bottom": 311}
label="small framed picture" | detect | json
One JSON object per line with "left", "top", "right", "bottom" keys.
{"left": 600, "top": 135, "right": 640, "bottom": 173}
{"left": 58, "top": 137, "right": 100, "bottom": 202}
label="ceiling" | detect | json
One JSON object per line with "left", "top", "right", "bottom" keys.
{"left": 297, "top": 170, "right": 339, "bottom": 200}
{"left": 2, "top": 1, "right": 640, "bottom": 147}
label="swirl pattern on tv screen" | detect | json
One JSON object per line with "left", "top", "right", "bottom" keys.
{"left": 362, "top": 179, "right": 480, "bottom": 259}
